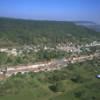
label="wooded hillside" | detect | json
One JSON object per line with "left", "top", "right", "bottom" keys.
{"left": 0, "top": 17, "right": 100, "bottom": 47}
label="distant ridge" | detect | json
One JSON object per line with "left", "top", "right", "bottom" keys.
{"left": 74, "top": 21, "right": 96, "bottom": 26}
{"left": 74, "top": 21, "right": 100, "bottom": 32}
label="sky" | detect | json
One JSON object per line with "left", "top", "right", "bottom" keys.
{"left": 0, "top": 0, "right": 100, "bottom": 24}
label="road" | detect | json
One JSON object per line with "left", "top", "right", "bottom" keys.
{"left": 0, "top": 53, "right": 99, "bottom": 78}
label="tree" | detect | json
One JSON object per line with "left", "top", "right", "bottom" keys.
{"left": 49, "top": 82, "right": 65, "bottom": 92}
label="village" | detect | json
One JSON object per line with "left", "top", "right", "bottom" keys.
{"left": 0, "top": 41, "right": 100, "bottom": 79}
{"left": 0, "top": 41, "right": 100, "bottom": 56}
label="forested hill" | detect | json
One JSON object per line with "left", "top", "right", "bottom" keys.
{"left": 0, "top": 17, "right": 100, "bottom": 47}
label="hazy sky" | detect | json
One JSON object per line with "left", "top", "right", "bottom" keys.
{"left": 0, "top": 0, "right": 100, "bottom": 23}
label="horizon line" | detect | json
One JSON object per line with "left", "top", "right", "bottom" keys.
{"left": 0, "top": 16, "right": 97, "bottom": 24}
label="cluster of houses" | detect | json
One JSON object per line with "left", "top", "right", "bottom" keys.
{"left": 85, "top": 41, "right": 100, "bottom": 47}
{"left": 0, "top": 48, "right": 18, "bottom": 56}
{"left": 56, "top": 43, "right": 82, "bottom": 53}
{"left": 56, "top": 41, "right": 100, "bottom": 52}
{"left": 0, "top": 41, "right": 99, "bottom": 56}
